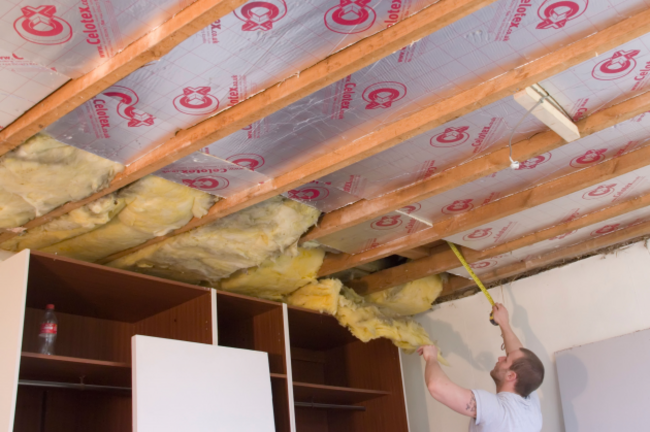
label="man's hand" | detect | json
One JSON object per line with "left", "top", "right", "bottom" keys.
{"left": 492, "top": 303, "right": 524, "bottom": 353}
{"left": 492, "top": 303, "right": 510, "bottom": 328}
{"left": 418, "top": 345, "right": 440, "bottom": 363}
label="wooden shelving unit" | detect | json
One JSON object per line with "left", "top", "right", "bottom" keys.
{"left": 287, "top": 305, "right": 409, "bottom": 432}
{"left": 12, "top": 251, "right": 215, "bottom": 432}
{"left": 293, "top": 382, "right": 390, "bottom": 404}
{"left": 216, "top": 292, "right": 286, "bottom": 375}
{"left": 19, "top": 353, "right": 131, "bottom": 387}
{"left": 5, "top": 251, "right": 409, "bottom": 432}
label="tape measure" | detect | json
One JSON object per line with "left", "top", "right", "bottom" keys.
{"left": 447, "top": 241, "right": 498, "bottom": 326}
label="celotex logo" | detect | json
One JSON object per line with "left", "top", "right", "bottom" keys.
{"left": 14, "top": 5, "right": 73, "bottom": 45}
{"left": 325, "top": 0, "right": 376, "bottom": 34}
{"left": 182, "top": 176, "right": 229, "bottom": 191}
{"left": 570, "top": 148, "right": 606, "bottom": 168}
{"left": 371, "top": 215, "right": 402, "bottom": 230}
{"left": 362, "top": 81, "right": 407, "bottom": 109}
{"left": 399, "top": 203, "right": 421, "bottom": 214}
{"left": 582, "top": 183, "right": 617, "bottom": 200}
{"left": 590, "top": 223, "right": 620, "bottom": 237}
{"left": 442, "top": 199, "right": 474, "bottom": 215}
{"left": 463, "top": 228, "right": 492, "bottom": 241}
{"left": 515, "top": 153, "right": 552, "bottom": 170}
{"left": 591, "top": 49, "right": 640, "bottom": 81}
{"left": 470, "top": 260, "right": 497, "bottom": 270}
{"left": 226, "top": 154, "right": 265, "bottom": 171}
{"left": 430, "top": 126, "right": 470, "bottom": 148}
{"left": 173, "top": 86, "right": 220, "bottom": 116}
{"left": 288, "top": 186, "right": 330, "bottom": 201}
{"left": 103, "top": 86, "right": 155, "bottom": 127}
{"left": 536, "top": 0, "right": 588, "bottom": 30}
{"left": 234, "top": 0, "right": 287, "bottom": 31}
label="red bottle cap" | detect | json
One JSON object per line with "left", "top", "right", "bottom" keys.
{"left": 46, "top": 304, "right": 55, "bottom": 310}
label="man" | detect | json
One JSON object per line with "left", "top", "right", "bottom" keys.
{"left": 417, "top": 303, "right": 544, "bottom": 431}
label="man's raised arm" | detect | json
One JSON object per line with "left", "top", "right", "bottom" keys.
{"left": 492, "top": 303, "right": 523, "bottom": 354}
{"left": 418, "top": 345, "right": 477, "bottom": 418}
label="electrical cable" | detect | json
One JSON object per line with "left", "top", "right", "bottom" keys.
{"left": 507, "top": 94, "right": 550, "bottom": 170}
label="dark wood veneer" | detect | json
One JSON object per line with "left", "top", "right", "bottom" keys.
{"left": 13, "top": 252, "right": 408, "bottom": 432}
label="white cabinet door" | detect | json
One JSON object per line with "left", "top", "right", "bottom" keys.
{"left": 0, "top": 251, "right": 29, "bottom": 432}
{"left": 133, "top": 335, "right": 276, "bottom": 432}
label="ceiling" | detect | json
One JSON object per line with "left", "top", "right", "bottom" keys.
{"left": 2, "top": 0, "right": 650, "bottom": 299}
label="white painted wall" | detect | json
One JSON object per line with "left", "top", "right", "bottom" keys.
{"left": 401, "top": 241, "right": 650, "bottom": 432}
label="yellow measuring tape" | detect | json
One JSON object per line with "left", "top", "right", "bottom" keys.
{"left": 446, "top": 241, "right": 498, "bottom": 326}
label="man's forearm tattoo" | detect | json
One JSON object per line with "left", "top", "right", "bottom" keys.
{"left": 466, "top": 393, "right": 477, "bottom": 416}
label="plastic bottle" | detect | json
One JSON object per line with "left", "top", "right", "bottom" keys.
{"left": 38, "top": 304, "right": 58, "bottom": 355}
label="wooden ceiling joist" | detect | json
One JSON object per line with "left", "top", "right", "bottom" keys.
{"left": 320, "top": 139, "right": 650, "bottom": 276}
{"left": 0, "top": 0, "right": 250, "bottom": 155}
{"left": 349, "top": 189, "right": 650, "bottom": 294}
{"left": 97, "top": 9, "right": 650, "bottom": 264}
{"left": 440, "top": 218, "right": 650, "bottom": 297}
{"left": 0, "top": 0, "right": 498, "bottom": 245}
{"left": 397, "top": 247, "right": 432, "bottom": 260}
{"left": 318, "top": 91, "right": 650, "bottom": 277}
{"left": 303, "top": 90, "right": 650, "bottom": 243}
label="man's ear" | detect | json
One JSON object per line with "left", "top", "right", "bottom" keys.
{"left": 506, "top": 370, "right": 517, "bottom": 383}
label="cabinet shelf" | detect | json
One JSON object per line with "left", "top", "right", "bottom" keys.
{"left": 4, "top": 251, "right": 409, "bottom": 432}
{"left": 293, "top": 381, "right": 390, "bottom": 405}
{"left": 19, "top": 352, "right": 131, "bottom": 387}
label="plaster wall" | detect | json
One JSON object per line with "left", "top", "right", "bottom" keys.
{"left": 401, "top": 241, "right": 650, "bottom": 432}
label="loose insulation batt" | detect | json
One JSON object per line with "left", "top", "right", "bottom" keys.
{"left": 1, "top": 194, "right": 125, "bottom": 252}
{"left": 336, "top": 287, "right": 440, "bottom": 356}
{"left": 0, "top": 134, "right": 124, "bottom": 228}
{"left": 109, "top": 197, "right": 321, "bottom": 284}
{"left": 0, "top": 188, "right": 36, "bottom": 228}
{"left": 365, "top": 275, "right": 443, "bottom": 317}
{"left": 285, "top": 278, "right": 343, "bottom": 316}
{"left": 219, "top": 247, "right": 325, "bottom": 301}
{"left": 41, "top": 176, "right": 215, "bottom": 262}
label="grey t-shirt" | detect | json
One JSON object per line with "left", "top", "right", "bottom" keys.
{"left": 468, "top": 390, "right": 542, "bottom": 432}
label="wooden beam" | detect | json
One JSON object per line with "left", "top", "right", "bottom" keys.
{"left": 397, "top": 247, "right": 431, "bottom": 260}
{"left": 302, "top": 89, "right": 650, "bottom": 243}
{"left": 513, "top": 85, "right": 580, "bottom": 143}
{"left": 0, "top": 0, "right": 250, "bottom": 155}
{"left": 319, "top": 140, "right": 650, "bottom": 276}
{"left": 96, "top": 9, "right": 650, "bottom": 264}
{"left": 0, "top": 0, "right": 499, "bottom": 245}
{"left": 349, "top": 189, "right": 650, "bottom": 294}
{"left": 442, "top": 274, "right": 481, "bottom": 296}
{"left": 440, "top": 218, "right": 650, "bottom": 296}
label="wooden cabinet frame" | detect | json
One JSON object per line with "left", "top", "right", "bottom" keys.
{"left": 2, "top": 251, "right": 409, "bottom": 432}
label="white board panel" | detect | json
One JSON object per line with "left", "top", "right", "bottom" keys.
{"left": 210, "top": 289, "right": 217, "bottom": 345}
{"left": 133, "top": 335, "right": 275, "bottom": 432}
{"left": 0, "top": 250, "right": 29, "bottom": 432}
{"left": 556, "top": 328, "right": 650, "bottom": 432}
{"left": 281, "top": 304, "right": 296, "bottom": 432}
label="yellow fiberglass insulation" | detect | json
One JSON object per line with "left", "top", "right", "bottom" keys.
{"left": 0, "top": 188, "right": 35, "bottom": 228}
{"left": 1, "top": 194, "right": 125, "bottom": 252}
{"left": 41, "top": 176, "right": 215, "bottom": 262}
{"left": 108, "top": 197, "right": 321, "bottom": 284}
{"left": 219, "top": 247, "right": 325, "bottom": 301}
{"left": 365, "top": 275, "right": 443, "bottom": 317}
{"left": 285, "top": 278, "right": 342, "bottom": 315}
{"left": 336, "top": 287, "right": 446, "bottom": 360}
{"left": 0, "top": 134, "right": 123, "bottom": 227}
